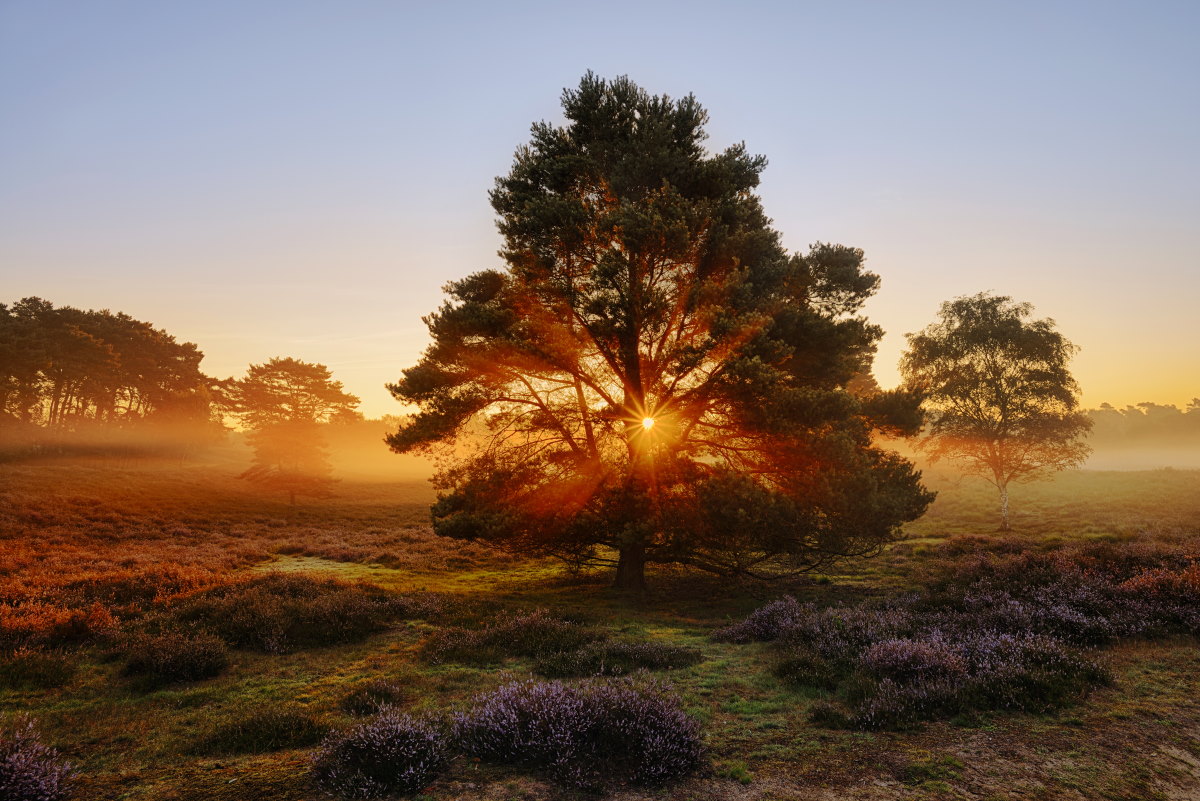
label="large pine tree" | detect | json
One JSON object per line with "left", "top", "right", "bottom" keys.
{"left": 388, "top": 74, "right": 932, "bottom": 589}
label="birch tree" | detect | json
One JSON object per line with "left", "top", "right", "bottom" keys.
{"left": 900, "top": 293, "right": 1092, "bottom": 530}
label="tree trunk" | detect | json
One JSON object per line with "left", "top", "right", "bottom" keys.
{"left": 998, "top": 483, "right": 1011, "bottom": 531}
{"left": 613, "top": 544, "right": 647, "bottom": 592}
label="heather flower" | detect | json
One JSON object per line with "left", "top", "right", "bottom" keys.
{"left": 0, "top": 717, "right": 76, "bottom": 801}
{"left": 311, "top": 712, "right": 448, "bottom": 799}
{"left": 711, "top": 596, "right": 806, "bottom": 642}
{"left": 455, "top": 678, "right": 703, "bottom": 789}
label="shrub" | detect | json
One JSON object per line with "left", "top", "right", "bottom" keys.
{"left": 194, "top": 705, "right": 329, "bottom": 754}
{"left": 0, "top": 717, "right": 75, "bottom": 801}
{"left": 1122, "top": 563, "right": 1200, "bottom": 632}
{"left": 60, "top": 566, "right": 220, "bottom": 613}
{"left": 849, "top": 632, "right": 1110, "bottom": 729}
{"left": 121, "top": 630, "right": 228, "bottom": 686}
{"left": 957, "top": 633, "right": 1111, "bottom": 713}
{"left": 774, "top": 647, "right": 839, "bottom": 691}
{"left": 455, "top": 678, "right": 703, "bottom": 790}
{"left": 0, "top": 648, "right": 76, "bottom": 690}
{"left": 533, "top": 641, "right": 703, "bottom": 678}
{"left": 311, "top": 712, "right": 449, "bottom": 799}
{"left": 778, "top": 602, "right": 916, "bottom": 666}
{"left": 807, "top": 700, "right": 851, "bottom": 728}
{"left": 721, "top": 554, "right": 1129, "bottom": 730}
{"left": 341, "top": 680, "right": 409, "bottom": 716}
{"left": 423, "top": 609, "right": 598, "bottom": 665}
{"left": 859, "top": 636, "right": 966, "bottom": 684}
{"left": 170, "top": 573, "right": 401, "bottom": 653}
{"left": 711, "top": 596, "right": 805, "bottom": 643}
{"left": 850, "top": 677, "right": 966, "bottom": 730}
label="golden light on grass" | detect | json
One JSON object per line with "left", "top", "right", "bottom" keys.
{"left": 641, "top": 416, "right": 656, "bottom": 431}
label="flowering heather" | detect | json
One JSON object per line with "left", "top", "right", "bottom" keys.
{"left": 311, "top": 712, "right": 449, "bottom": 799}
{"left": 454, "top": 678, "right": 704, "bottom": 790}
{"left": 860, "top": 635, "right": 966, "bottom": 683}
{"left": 848, "top": 631, "right": 1110, "bottom": 729}
{"left": 778, "top": 602, "right": 917, "bottom": 665}
{"left": 711, "top": 596, "right": 806, "bottom": 643}
{"left": 721, "top": 541, "right": 1200, "bottom": 728}
{"left": 0, "top": 717, "right": 75, "bottom": 801}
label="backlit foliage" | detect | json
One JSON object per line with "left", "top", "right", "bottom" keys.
{"left": 389, "top": 73, "right": 933, "bottom": 588}
{"left": 227, "top": 358, "right": 360, "bottom": 503}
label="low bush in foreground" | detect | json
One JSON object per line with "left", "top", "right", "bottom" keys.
{"left": 194, "top": 705, "right": 330, "bottom": 754}
{"left": 534, "top": 640, "right": 703, "bottom": 678}
{"left": 341, "top": 679, "right": 409, "bottom": 716}
{"left": 0, "top": 717, "right": 75, "bottom": 801}
{"left": 848, "top": 632, "right": 1111, "bottom": 729}
{"left": 170, "top": 573, "right": 404, "bottom": 653}
{"left": 120, "top": 630, "right": 229, "bottom": 686}
{"left": 719, "top": 540, "right": 1199, "bottom": 729}
{"left": 311, "top": 712, "right": 449, "bottom": 799}
{"left": 422, "top": 609, "right": 599, "bottom": 664}
{"left": 0, "top": 647, "right": 76, "bottom": 690}
{"left": 455, "top": 678, "right": 704, "bottom": 790}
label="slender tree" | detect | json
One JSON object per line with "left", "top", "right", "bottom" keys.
{"left": 228, "top": 358, "right": 360, "bottom": 505}
{"left": 388, "top": 74, "right": 932, "bottom": 590}
{"left": 900, "top": 293, "right": 1092, "bottom": 530}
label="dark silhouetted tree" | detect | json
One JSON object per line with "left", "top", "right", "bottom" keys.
{"left": 900, "top": 293, "right": 1091, "bottom": 530}
{"left": 387, "top": 74, "right": 933, "bottom": 590}
{"left": 228, "top": 358, "right": 360, "bottom": 505}
{"left": 0, "top": 298, "right": 219, "bottom": 457}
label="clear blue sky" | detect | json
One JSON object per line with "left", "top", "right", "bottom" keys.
{"left": 2, "top": 1, "right": 1197, "bottom": 416}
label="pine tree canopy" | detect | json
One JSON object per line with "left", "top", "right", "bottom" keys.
{"left": 388, "top": 74, "right": 933, "bottom": 589}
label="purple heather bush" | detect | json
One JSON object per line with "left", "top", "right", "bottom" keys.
{"left": 711, "top": 596, "right": 807, "bottom": 643}
{"left": 311, "top": 712, "right": 449, "bottom": 799}
{"left": 0, "top": 717, "right": 75, "bottom": 801}
{"left": 860, "top": 634, "right": 967, "bottom": 684}
{"left": 778, "top": 602, "right": 917, "bottom": 666}
{"left": 846, "top": 631, "right": 1110, "bottom": 729}
{"left": 724, "top": 541, "right": 1197, "bottom": 729}
{"left": 454, "top": 678, "right": 703, "bottom": 790}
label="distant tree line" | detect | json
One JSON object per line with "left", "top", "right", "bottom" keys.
{"left": 1087, "top": 401, "right": 1200, "bottom": 450}
{"left": 0, "top": 298, "right": 367, "bottom": 502}
{"left": 0, "top": 297, "right": 215, "bottom": 431}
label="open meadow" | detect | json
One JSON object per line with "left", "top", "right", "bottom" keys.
{"left": 2, "top": 458, "right": 1199, "bottom": 801}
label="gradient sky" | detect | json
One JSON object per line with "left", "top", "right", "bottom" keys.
{"left": 2, "top": 1, "right": 1197, "bottom": 418}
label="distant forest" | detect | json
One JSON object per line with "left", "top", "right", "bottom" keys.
{"left": 2, "top": 297, "right": 1197, "bottom": 462}
{"left": 0, "top": 298, "right": 215, "bottom": 428}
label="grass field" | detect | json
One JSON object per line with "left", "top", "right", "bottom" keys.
{"left": 2, "top": 457, "right": 1199, "bottom": 800}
